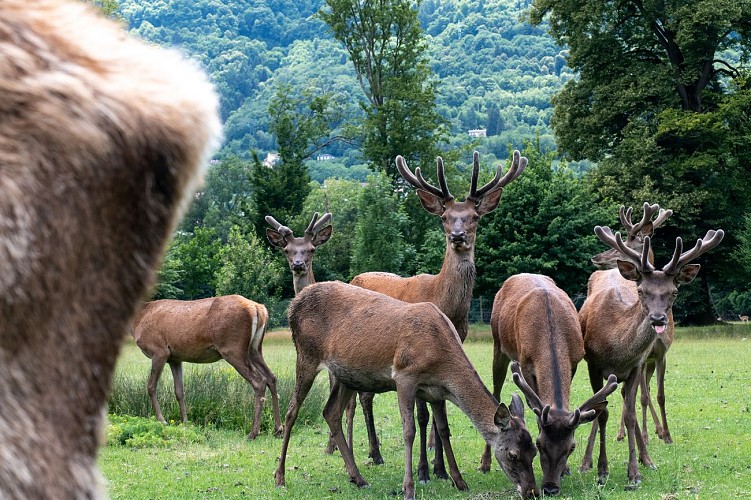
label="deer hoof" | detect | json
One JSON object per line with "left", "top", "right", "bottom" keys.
{"left": 273, "top": 426, "right": 284, "bottom": 438}
{"left": 625, "top": 479, "right": 641, "bottom": 491}
{"left": 274, "top": 470, "right": 285, "bottom": 487}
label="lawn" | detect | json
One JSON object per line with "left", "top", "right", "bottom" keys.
{"left": 98, "top": 324, "right": 751, "bottom": 499}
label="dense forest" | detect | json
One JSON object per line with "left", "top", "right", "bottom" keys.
{"left": 111, "top": 0, "right": 751, "bottom": 325}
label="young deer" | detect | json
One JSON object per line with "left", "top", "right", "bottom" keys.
{"left": 579, "top": 226, "right": 724, "bottom": 487}
{"left": 0, "top": 0, "right": 221, "bottom": 496}
{"left": 350, "top": 150, "right": 526, "bottom": 477}
{"left": 265, "top": 212, "right": 354, "bottom": 453}
{"left": 593, "top": 203, "right": 677, "bottom": 445}
{"left": 274, "top": 281, "right": 539, "bottom": 500}
{"left": 479, "top": 273, "right": 619, "bottom": 495}
{"left": 132, "top": 296, "right": 283, "bottom": 439}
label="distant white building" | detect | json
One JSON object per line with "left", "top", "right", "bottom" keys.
{"left": 468, "top": 128, "right": 487, "bottom": 138}
{"left": 316, "top": 153, "right": 335, "bottom": 161}
{"left": 263, "top": 152, "right": 280, "bottom": 168}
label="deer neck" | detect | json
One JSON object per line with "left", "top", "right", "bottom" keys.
{"left": 293, "top": 267, "right": 315, "bottom": 295}
{"left": 434, "top": 244, "right": 476, "bottom": 320}
{"left": 446, "top": 369, "right": 504, "bottom": 444}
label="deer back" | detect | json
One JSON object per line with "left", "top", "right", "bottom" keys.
{"left": 0, "top": 1, "right": 220, "bottom": 496}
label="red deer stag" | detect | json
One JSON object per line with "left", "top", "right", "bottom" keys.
{"left": 132, "top": 296, "right": 283, "bottom": 439}
{"left": 0, "top": 0, "right": 221, "bottom": 496}
{"left": 593, "top": 203, "right": 677, "bottom": 445}
{"left": 479, "top": 273, "right": 619, "bottom": 495}
{"left": 579, "top": 226, "right": 723, "bottom": 487}
{"left": 265, "top": 211, "right": 353, "bottom": 453}
{"left": 350, "top": 150, "right": 526, "bottom": 477}
{"left": 274, "top": 281, "right": 539, "bottom": 499}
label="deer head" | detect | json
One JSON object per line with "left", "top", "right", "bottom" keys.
{"left": 591, "top": 202, "right": 673, "bottom": 269}
{"left": 594, "top": 225, "right": 724, "bottom": 334}
{"left": 493, "top": 393, "right": 539, "bottom": 498}
{"left": 266, "top": 212, "right": 332, "bottom": 282}
{"left": 396, "top": 150, "right": 526, "bottom": 254}
{"left": 511, "top": 362, "right": 618, "bottom": 495}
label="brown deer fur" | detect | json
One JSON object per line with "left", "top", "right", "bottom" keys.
{"left": 578, "top": 227, "right": 723, "bottom": 487}
{"left": 479, "top": 274, "right": 618, "bottom": 495}
{"left": 132, "top": 296, "right": 283, "bottom": 439}
{"left": 274, "top": 281, "right": 539, "bottom": 500}
{"left": 0, "top": 0, "right": 221, "bottom": 496}
{"left": 349, "top": 151, "right": 526, "bottom": 476}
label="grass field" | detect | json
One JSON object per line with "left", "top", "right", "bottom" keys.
{"left": 98, "top": 324, "right": 751, "bottom": 499}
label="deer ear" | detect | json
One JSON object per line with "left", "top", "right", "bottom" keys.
{"left": 616, "top": 259, "right": 640, "bottom": 281}
{"left": 475, "top": 188, "right": 503, "bottom": 216}
{"left": 266, "top": 228, "right": 287, "bottom": 248}
{"left": 312, "top": 225, "right": 333, "bottom": 246}
{"left": 495, "top": 402, "right": 512, "bottom": 430}
{"left": 675, "top": 263, "right": 700, "bottom": 285}
{"left": 416, "top": 189, "right": 445, "bottom": 215}
{"left": 509, "top": 393, "right": 526, "bottom": 423}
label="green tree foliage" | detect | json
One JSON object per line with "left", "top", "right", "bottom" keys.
{"left": 350, "top": 171, "right": 414, "bottom": 275}
{"left": 476, "top": 141, "right": 612, "bottom": 301}
{"left": 319, "top": 0, "right": 447, "bottom": 177}
{"left": 169, "top": 227, "right": 223, "bottom": 300}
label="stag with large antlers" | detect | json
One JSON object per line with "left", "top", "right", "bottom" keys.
{"left": 350, "top": 151, "right": 527, "bottom": 478}
{"left": 0, "top": 0, "right": 221, "bottom": 495}
{"left": 266, "top": 211, "right": 356, "bottom": 454}
{"left": 479, "top": 274, "right": 619, "bottom": 495}
{"left": 132, "top": 296, "right": 283, "bottom": 439}
{"left": 593, "top": 203, "right": 678, "bottom": 445}
{"left": 579, "top": 225, "right": 724, "bottom": 487}
{"left": 274, "top": 281, "right": 539, "bottom": 499}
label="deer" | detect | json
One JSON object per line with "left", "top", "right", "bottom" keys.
{"left": 350, "top": 150, "right": 526, "bottom": 479}
{"left": 274, "top": 281, "right": 539, "bottom": 500}
{"left": 740, "top": 315, "right": 749, "bottom": 322}
{"left": 265, "top": 211, "right": 354, "bottom": 454}
{"left": 131, "top": 296, "right": 283, "bottom": 439}
{"left": 0, "top": 0, "right": 221, "bottom": 496}
{"left": 479, "top": 273, "right": 620, "bottom": 495}
{"left": 578, "top": 225, "right": 724, "bottom": 487}
{"left": 592, "top": 203, "right": 677, "bottom": 445}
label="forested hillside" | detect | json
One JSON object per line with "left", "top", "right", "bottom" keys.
{"left": 119, "top": 0, "right": 564, "bottom": 167}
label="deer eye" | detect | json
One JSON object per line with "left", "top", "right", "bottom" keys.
{"left": 472, "top": 214, "right": 480, "bottom": 221}
{"left": 441, "top": 215, "right": 447, "bottom": 222}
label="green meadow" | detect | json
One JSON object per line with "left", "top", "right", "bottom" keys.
{"left": 99, "top": 324, "right": 751, "bottom": 499}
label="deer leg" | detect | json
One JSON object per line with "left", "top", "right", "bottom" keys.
{"left": 359, "top": 391, "right": 384, "bottom": 464}
{"left": 430, "top": 401, "right": 468, "bottom": 491}
{"left": 146, "top": 354, "right": 169, "bottom": 424}
{"left": 396, "top": 386, "right": 418, "bottom": 500}
{"left": 415, "top": 399, "right": 431, "bottom": 483}
{"left": 345, "top": 393, "right": 356, "bottom": 455}
{"left": 324, "top": 371, "right": 338, "bottom": 454}
{"left": 274, "top": 362, "right": 319, "bottom": 487}
{"left": 481, "top": 352, "right": 510, "bottom": 472}
{"left": 579, "top": 367, "right": 604, "bottom": 475}
{"left": 248, "top": 351, "right": 284, "bottom": 437}
{"left": 641, "top": 362, "right": 657, "bottom": 445}
{"left": 431, "top": 416, "right": 448, "bottom": 480}
{"left": 622, "top": 368, "right": 648, "bottom": 487}
{"left": 323, "top": 381, "right": 368, "bottom": 488}
{"left": 168, "top": 361, "right": 187, "bottom": 423}
{"left": 655, "top": 356, "right": 672, "bottom": 443}
{"left": 223, "top": 353, "right": 270, "bottom": 439}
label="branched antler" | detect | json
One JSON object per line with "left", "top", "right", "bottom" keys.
{"left": 662, "top": 229, "right": 725, "bottom": 275}
{"left": 569, "top": 374, "right": 618, "bottom": 427}
{"left": 305, "top": 212, "right": 332, "bottom": 238}
{"left": 594, "top": 226, "right": 654, "bottom": 272}
{"left": 265, "top": 215, "right": 293, "bottom": 238}
{"left": 396, "top": 155, "right": 452, "bottom": 201}
{"left": 510, "top": 362, "right": 547, "bottom": 418}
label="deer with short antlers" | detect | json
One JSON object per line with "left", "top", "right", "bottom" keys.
{"left": 350, "top": 150, "right": 526, "bottom": 478}
{"left": 265, "top": 211, "right": 355, "bottom": 454}
{"left": 579, "top": 225, "right": 724, "bottom": 487}
{"left": 131, "top": 296, "right": 283, "bottom": 439}
{"left": 479, "top": 273, "right": 619, "bottom": 495}
{"left": 274, "top": 281, "right": 539, "bottom": 500}
{"left": 0, "top": 0, "right": 221, "bottom": 495}
{"left": 592, "top": 203, "right": 678, "bottom": 445}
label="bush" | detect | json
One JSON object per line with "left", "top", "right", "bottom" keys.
{"left": 106, "top": 415, "right": 204, "bottom": 448}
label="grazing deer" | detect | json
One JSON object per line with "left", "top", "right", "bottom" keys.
{"left": 596, "top": 204, "right": 677, "bottom": 445}
{"left": 265, "top": 212, "right": 353, "bottom": 453}
{"left": 132, "top": 296, "right": 283, "bottom": 439}
{"left": 274, "top": 281, "right": 539, "bottom": 499}
{"left": 350, "top": 150, "right": 526, "bottom": 478}
{"left": 740, "top": 315, "right": 749, "bottom": 322}
{"left": 0, "top": 0, "right": 221, "bottom": 496}
{"left": 579, "top": 226, "right": 724, "bottom": 487}
{"left": 479, "top": 273, "right": 619, "bottom": 495}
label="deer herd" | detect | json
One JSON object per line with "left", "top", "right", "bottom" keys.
{"left": 0, "top": 1, "right": 728, "bottom": 498}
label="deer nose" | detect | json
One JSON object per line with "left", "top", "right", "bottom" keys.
{"left": 291, "top": 261, "right": 306, "bottom": 271}
{"left": 543, "top": 483, "right": 560, "bottom": 495}
{"left": 450, "top": 229, "right": 466, "bottom": 241}
{"left": 649, "top": 313, "right": 667, "bottom": 326}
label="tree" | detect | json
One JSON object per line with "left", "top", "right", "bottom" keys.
{"left": 350, "top": 171, "right": 414, "bottom": 275}
{"left": 530, "top": 0, "right": 751, "bottom": 323}
{"left": 171, "top": 227, "right": 223, "bottom": 300}
{"left": 319, "top": 0, "right": 447, "bottom": 178}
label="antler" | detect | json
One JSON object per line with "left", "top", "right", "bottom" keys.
{"left": 662, "top": 229, "right": 725, "bottom": 275}
{"left": 510, "top": 362, "right": 547, "bottom": 420}
{"left": 594, "top": 226, "right": 655, "bottom": 272}
{"left": 305, "top": 211, "right": 332, "bottom": 238}
{"left": 467, "top": 150, "right": 528, "bottom": 202}
{"left": 568, "top": 374, "right": 618, "bottom": 428}
{"left": 653, "top": 208, "right": 673, "bottom": 231}
{"left": 396, "top": 155, "right": 452, "bottom": 201}
{"left": 265, "top": 215, "right": 294, "bottom": 238}
{"left": 619, "top": 203, "right": 659, "bottom": 239}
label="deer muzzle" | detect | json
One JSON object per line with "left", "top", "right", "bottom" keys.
{"left": 650, "top": 313, "right": 668, "bottom": 334}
